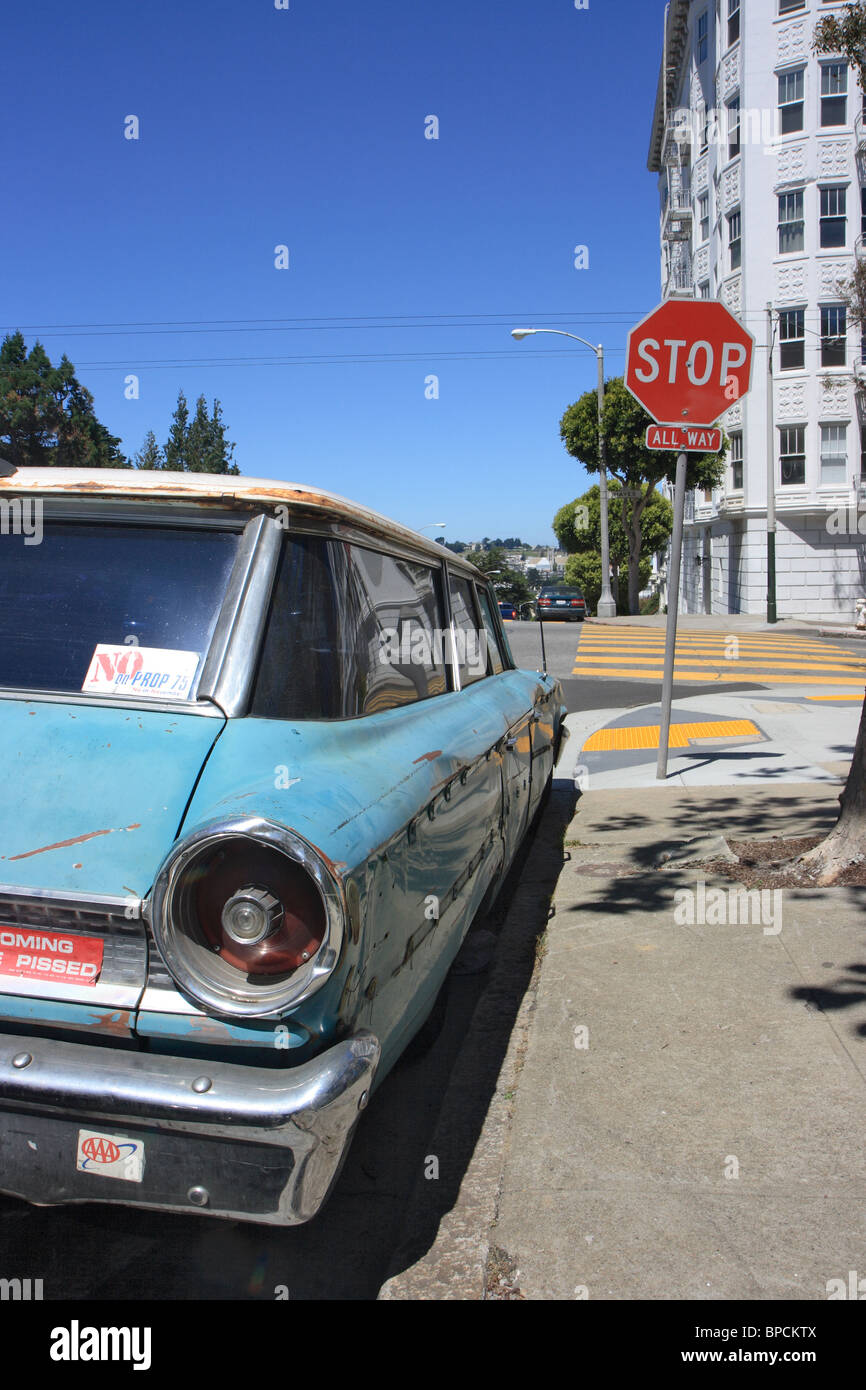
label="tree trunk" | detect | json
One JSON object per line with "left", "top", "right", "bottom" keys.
{"left": 798, "top": 693, "right": 866, "bottom": 883}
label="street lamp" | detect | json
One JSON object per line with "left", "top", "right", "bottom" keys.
{"left": 418, "top": 522, "right": 447, "bottom": 533}
{"left": 511, "top": 327, "right": 616, "bottom": 618}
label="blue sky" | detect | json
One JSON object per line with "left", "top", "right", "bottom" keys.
{"left": 1, "top": 0, "right": 666, "bottom": 545}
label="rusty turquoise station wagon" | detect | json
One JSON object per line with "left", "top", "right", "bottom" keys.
{"left": 0, "top": 467, "right": 566, "bottom": 1225}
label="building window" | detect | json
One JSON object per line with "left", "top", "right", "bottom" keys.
{"left": 778, "top": 308, "right": 805, "bottom": 369}
{"left": 727, "top": 96, "right": 741, "bottom": 158}
{"left": 730, "top": 432, "right": 743, "bottom": 490}
{"left": 728, "top": 0, "right": 740, "bottom": 46}
{"left": 699, "top": 280, "right": 711, "bottom": 298}
{"left": 820, "top": 424, "right": 848, "bottom": 486}
{"left": 697, "top": 11, "right": 708, "bottom": 63}
{"left": 820, "top": 185, "right": 847, "bottom": 248}
{"left": 821, "top": 63, "right": 848, "bottom": 127}
{"left": 821, "top": 304, "right": 847, "bottom": 366}
{"left": 728, "top": 209, "right": 741, "bottom": 270}
{"left": 778, "top": 69, "right": 804, "bottom": 134}
{"left": 701, "top": 106, "right": 709, "bottom": 153}
{"left": 778, "top": 190, "right": 804, "bottom": 253}
{"left": 861, "top": 185, "right": 866, "bottom": 238}
{"left": 779, "top": 426, "right": 806, "bottom": 486}
{"left": 779, "top": 0, "right": 804, "bottom": 11}
{"left": 698, "top": 192, "right": 710, "bottom": 241}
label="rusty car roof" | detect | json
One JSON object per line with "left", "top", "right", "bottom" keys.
{"left": 0, "top": 467, "right": 482, "bottom": 575}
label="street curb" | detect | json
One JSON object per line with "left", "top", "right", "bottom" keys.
{"left": 376, "top": 787, "right": 572, "bottom": 1300}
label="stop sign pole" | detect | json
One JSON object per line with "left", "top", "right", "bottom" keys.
{"left": 624, "top": 300, "right": 754, "bottom": 780}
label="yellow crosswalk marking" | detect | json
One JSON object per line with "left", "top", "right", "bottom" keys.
{"left": 572, "top": 629, "right": 864, "bottom": 686}
{"left": 571, "top": 666, "right": 866, "bottom": 685}
{"left": 582, "top": 719, "right": 761, "bottom": 752}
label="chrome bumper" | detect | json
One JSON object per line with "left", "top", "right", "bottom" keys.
{"left": 0, "top": 1029, "right": 380, "bottom": 1225}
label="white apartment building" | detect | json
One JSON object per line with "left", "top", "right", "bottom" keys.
{"left": 648, "top": 0, "right": 866, "bottom": 618}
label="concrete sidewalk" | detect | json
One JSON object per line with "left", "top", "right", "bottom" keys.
{"left": 379, "top": 780, "right": 866, "bottom": 1300}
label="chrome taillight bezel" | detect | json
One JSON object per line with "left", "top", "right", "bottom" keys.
{"left": 148, "top": 817, "right": 345, "bottom": 1019}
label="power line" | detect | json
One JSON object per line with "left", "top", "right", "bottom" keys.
{"left": 72, "top": 346, "right": 627, "bottom": 371}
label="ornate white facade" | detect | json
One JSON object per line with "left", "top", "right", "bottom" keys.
{"left": 648, "top": 0, "right": 866, "bottom": 618}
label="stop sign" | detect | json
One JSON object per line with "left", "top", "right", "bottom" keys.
{"left": 624, "top": 299, "right": 754, "bottom": 426}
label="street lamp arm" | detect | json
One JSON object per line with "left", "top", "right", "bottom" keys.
{"left": 511, "top": 327, "right": 601, "bottom": 358}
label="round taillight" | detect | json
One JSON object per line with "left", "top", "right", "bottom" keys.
{"left": 149, "top": 820, "right": 343, "bottom": 1018}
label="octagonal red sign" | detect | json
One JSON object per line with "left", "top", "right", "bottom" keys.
{"left": 625, "top": 300, "right": 754, "bottom": 426}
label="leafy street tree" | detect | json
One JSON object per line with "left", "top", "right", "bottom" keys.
{"left": 555, "top": 481, "right": 673, "bottom": 613}
{"left": 133, "top": 429, "right": 164, "bottom": 470}
{"left": 161, "top": 390, "right": 239, "bottom": 474}
{"left": 813, "top": 4, "right": 866, "bottom": 89}
{"left": 794, "top": 9, "right": 866, "bottom": 882}
{"left": 465, "top": 545, "right": 533, "bottom": 610}
{"left": 0, "top": 332, "right": 127, "bottom": 468}
{"left": 559, "top": 376, "right": 725, "bottom": 614}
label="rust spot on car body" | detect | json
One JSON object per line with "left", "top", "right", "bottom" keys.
{"left": 6, "top": 823, "right": 140, "bottom": 861}
{"left": 88, "top": 1010, "right": 131, "bottom": 1035}
{"left": 413, "top": 750, "right": 442, "bottom": 764}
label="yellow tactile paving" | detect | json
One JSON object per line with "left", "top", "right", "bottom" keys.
{"left": 582, "top": 719, "right": 761, "bottom": 752}
{"left": 572, "top": 628, "right": 866, "bottom": 687}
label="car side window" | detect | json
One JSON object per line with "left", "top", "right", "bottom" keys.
{"left": 349, "top": 545, "right": 448, "bottom": 712}
{"left": 475, "top": 588, "right": 505, "bottom": 675}
{"left": 448, "top": 574, "right": 489, "bottom": 687}
{"left": 251, "top": 536, "right": 447, "bottom": 719}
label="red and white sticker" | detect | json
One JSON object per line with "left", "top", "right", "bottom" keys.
{"left": 76, "top": 1129, "right": 145, "bottom": 1182}
{"left": 0, "top": 928, "right": 104, "bottom": 985}
{"left": 82, "top": 645, "right": 200, "bottom": 699}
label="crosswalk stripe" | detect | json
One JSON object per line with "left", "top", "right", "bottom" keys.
{"left": 570, "top": 666, "right": 866, "bottom": 684}
{"left": 574, "top": 656, "right": 866, "bottom": 671}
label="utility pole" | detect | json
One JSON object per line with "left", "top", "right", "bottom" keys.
{"left": 766, "top": 303, "right": 777, "bottom": 624}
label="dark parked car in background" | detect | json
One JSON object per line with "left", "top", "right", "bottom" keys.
{"left": 537, "top": 586, "right": 587, "bottom": 621}
{"left": 498, "top": 600, "right": 518, "bottom": 621}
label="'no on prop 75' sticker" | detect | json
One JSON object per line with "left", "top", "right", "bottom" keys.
{"left": 82, "top": 645, "right": 200, "bottom": 699}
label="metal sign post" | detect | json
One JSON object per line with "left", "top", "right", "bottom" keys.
{"left": 656, "top": 450, "right": 687, "bottom": 780}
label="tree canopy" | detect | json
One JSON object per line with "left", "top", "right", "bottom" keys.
{"left": 814, "top": 4, "right": 866, "bottom": 89}
{"left": 150, "top": 390, "right": 239, "bottom": 474}
{"left": 0, "top": 332, "right": 127, "bottom": 469}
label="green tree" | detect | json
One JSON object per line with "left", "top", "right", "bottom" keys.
{"left": 559, "top": 376, "right": 725, "bottom": 614}
{"left": 555, "top": 481, "right": 672, "bottom": 613}
{"left": 813, "top": 4, "right": 866, "bottom": 90}
{"left": 563, "top": 551, "right": 652, "bottom": 614}
{"left": 0, "top": 332, "right": 127, "bottom": 468}
{"left": 163, "top": 390, "right": 190, "bottom": 471}
{"left": 163, "top": 391, "right": 239, "bottom": 474}
{"left": 133, "top": 430, "right": 164, "bottom": 470}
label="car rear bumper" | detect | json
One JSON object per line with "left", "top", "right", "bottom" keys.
{"left": 0, "top": 1028, "right": 379, "bottom": 1225}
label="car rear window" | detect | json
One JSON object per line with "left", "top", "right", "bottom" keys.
{"left": 0, "top": 520, "right": 239, "bottom": 697}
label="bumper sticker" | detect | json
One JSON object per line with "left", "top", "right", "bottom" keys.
{"left": 0, "top": 929, "right": 104, "bottom": 985}
{"left": 76, "top": 1129, "right": 145, "bottom": 1182}
{"left": 82, "top": 645, "right": 200, "bottom": 699}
